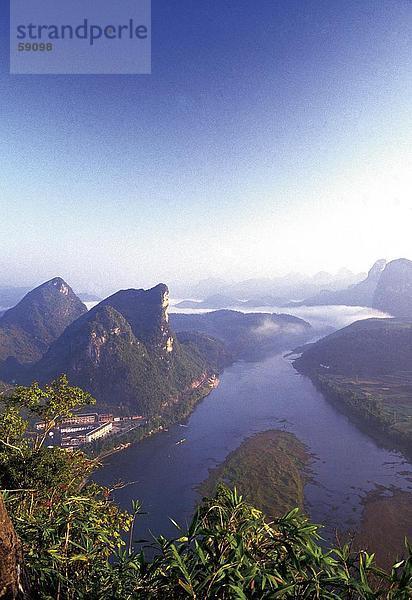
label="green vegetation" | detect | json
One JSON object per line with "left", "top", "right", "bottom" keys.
{"left": 310, "top": 374, "right": 412, "bottom": 451}
{"left": 200, "top": 430, "right": 310, "bottom": 518}
{"left": 0, "top": 380, "right": 12, "bottom": 396}
{"left": 0, "top": 282, "right": 226, "bottom": 423}
{"left": 176, "top": 331, "right": 233, "bottom": 372}
{"left": 294, "top": 318, "right": 412, "bottom": 451}
{"left": 0, "top": 375, "right": 95, "bottom": 493}
{"left": 34, "top": 304, "right": 186, "bottom": 415}
{"left": 1, "top": 379, "right": 412, "bottom": 598}
{"left": 31, "top": 290, "right": 222, "bottom": 417}
{"left": 85, "top": 378, "right": 218, "bottom": 458}
{"left": 0, "top": 277, "right": 86, "bottom": 371}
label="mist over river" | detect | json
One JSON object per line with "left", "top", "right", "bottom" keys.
{"left": 169, "top": 300, "right": 390, "bottom": 330}
{"left": 94, "top": 306, "right": 412, "bottom": 547}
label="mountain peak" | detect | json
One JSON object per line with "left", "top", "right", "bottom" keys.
{"left": 2, "top": 277, "right": 86, "bottom": 316}
{"left": 0, "top": 278, "right": 87, "bottom": 369}
{"left": 95, "top": 283, "right": 172, "bottom": 353}
{"left": 367, "top": 259, "right": 387, "bottom": 279}
{"left": 48, "top": 277, "right": 71, "bottom": 294}
{"left": 32, "top": 283, "right": 212, "bottom": 415}
{"left": 387, "top": 258, "right": 412, "bottom": 269}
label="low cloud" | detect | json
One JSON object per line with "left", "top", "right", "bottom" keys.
{"left": 251, "top": 319, "right": 281, "bottom": 337}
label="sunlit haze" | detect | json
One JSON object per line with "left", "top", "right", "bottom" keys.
{"left": 1, "top": 0, "right": 411, "bottom": 294}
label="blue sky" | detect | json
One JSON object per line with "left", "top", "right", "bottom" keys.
{"left": 1, "top": 0, "right": 411, "bottom": 294}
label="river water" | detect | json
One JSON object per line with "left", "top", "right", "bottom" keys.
{"left": 94, "top": 306, "right": 412, "bottom": 546}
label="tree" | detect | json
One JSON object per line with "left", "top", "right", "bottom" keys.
{"left": 0, "top": 375, "right": 95, "bottom": 493}
{"left": 0, "top": 377, "right": 137, "bottom": 599}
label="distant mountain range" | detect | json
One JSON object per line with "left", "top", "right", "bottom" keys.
{"left": 174, "top": 258, "right": 412, "bottom": 319}
{"left": 175, "top": 294, "right": 288, "bottom": 310}
{"left": 223, "top": 269, "right": 364, "bottom": 301}
{"left": 296, "top": 258, "right": 412, "bottom": 318}
{"left": 172, "top": 269, "right": 366, "bottom": 302}
{"left": 291, "top": 260, "right": 387, "bottom": 308}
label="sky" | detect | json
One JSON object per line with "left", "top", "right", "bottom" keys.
{"left": 1, "top": 0, "right": 412, "bottom": 295}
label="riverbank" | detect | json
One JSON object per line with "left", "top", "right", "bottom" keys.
{"left": 86, "top": 374, "right": 220, "bottom": 460}
{"left": 295, "top": 369, "right": 412, "bottom": 459}
{"left": 199, "top": 429, "right": 312, "bottom": 519}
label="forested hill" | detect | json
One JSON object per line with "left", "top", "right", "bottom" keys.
{"left": 170, "top": 309, "right": 312, "bottom": 359}
{"left": 31, "top": 284, "right": 224, "bottom": 416}
{"left": 0, "top": 277, "right": 86, "bottom": 371}
{"left": 294, "top": 318, "right": 412, "bottom": 377}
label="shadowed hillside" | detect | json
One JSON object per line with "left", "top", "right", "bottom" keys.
{"left": 295, "top": 318, "right": 412, "bottom": 450}
{"left": 0, "top": 278, "right": 87, "bottom": 378}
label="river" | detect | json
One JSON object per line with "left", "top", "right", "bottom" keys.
{"left": 94, "top": 306, "right": 412, "bottom": 547}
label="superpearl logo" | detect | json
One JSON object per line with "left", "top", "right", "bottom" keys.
{"left": 10, "top": 0, "right": 151, "bottom": 74}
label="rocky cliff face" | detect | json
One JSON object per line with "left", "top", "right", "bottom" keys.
{"left": 372, "top": 259, "right": 412, "bottom": 318}
{"left": 98, "top": 283, "right": 174, "bottom": 355}
{"left": 0, "top": 277, "right": 87, "bottom": 374}
{"left": 32, "top": 285, "right": 213, "bottom": 416}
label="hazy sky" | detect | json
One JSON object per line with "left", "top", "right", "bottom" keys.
{"left": 1, "top": 0, "right": 412, "bottom": 294}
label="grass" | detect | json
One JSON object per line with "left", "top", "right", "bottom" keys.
{"left": 199, "top": 429, "right": 311, "bottom": 519}
{"left": 313, "top": 374, "right": 412, "bottom": 451}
